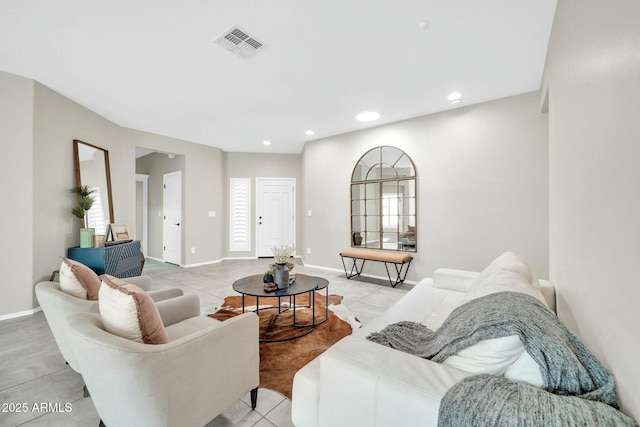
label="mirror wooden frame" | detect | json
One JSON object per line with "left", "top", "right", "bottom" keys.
{"left": 73, "top": 139, "right": 114, "bottom": 232}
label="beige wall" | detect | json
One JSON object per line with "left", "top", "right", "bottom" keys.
{"left": 303, "top": 92, "right": 549, "bottom": 282}
{"left": 223, "top": 152, "right": 303, "bottom": 258}
{"left": 545, "top": 0, "right": 640, "bottom": 418}
{"left": 0, "top": 71, "right": 34, "bottom": 317}
{"left": 125, "top": 130, "right": 225, "bottom": 266}
{"left": 32, "top": 82, "right": 123, "bottom": 287}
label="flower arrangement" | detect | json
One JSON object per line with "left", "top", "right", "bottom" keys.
{"left": 271, "top": 245, "right": 295, "bottom": 271}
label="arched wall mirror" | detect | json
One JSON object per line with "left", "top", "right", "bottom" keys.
{"left": 73, "top": 139, "right": 114, "bottom": 235}
{"left": 351, "top": 146, "right": 417, "bottom": 252}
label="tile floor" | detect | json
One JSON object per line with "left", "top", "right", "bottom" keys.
{"left": 0, "top": 258, "right": 413, "bottom": 427}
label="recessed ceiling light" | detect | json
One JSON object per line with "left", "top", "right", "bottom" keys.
{"left": 356, "top": 111, "right": 381, "bottom": 122}
{"left": 451, "top": 99, "right": 462, "bottom": 105}
{"left": 305, "top": 130, "right": 314, "bottom": 136}
{"left": 447, "top": 92, "right": 462, "bottom": 101}
{"left": 263, "top": 140, "right": 271, "bottom": 146}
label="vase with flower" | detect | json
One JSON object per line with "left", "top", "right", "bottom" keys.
{"left": 271, "top": 245, "right": 295, "bottom": 289}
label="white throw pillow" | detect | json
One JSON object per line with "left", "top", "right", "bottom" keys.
{"left": 443, "top": 252, "right": 548, "bottom": 381}
{"left": 442, "top": 335, "right": 524, "bottom": 375}
{"left": 59, "top": 258, "right": 101, "bottom": 300}
{"left": 59, "top": 260, "right": 87, "bottom": 299}
{"left": 504, "top": 350, "right": 544, "bottom": 387}
{"left": 98, "top": 275, "right": 168, "bottom": 344}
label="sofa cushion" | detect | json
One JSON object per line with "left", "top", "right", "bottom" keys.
{"left": 98, "top": 275, "right": 168, "bottom": 344}
{"left": 59, "top": 258, "right": 101, "bottom": 300}
{"left": 461, "top": 269, "right": 548, "bottom": 308}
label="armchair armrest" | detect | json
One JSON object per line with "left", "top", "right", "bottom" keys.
{"left": 155, "top": 294, "right": 200, "bottom": 327}
{"left": 148, "top": 288, "right": 184, "bottom": 302}
{"left": 432, "top": 268, "right": 479, "bottom": 292}
{"left": 124, "top": 275, "right": 153, "bottom": 290}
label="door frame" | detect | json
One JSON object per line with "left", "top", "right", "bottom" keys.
{"left": 135, "top": 174, "right": 149, "bottom": 255}
{"left": 255, "top": 177, "right": 296, "bottom": 258}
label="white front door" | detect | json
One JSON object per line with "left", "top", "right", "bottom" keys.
{"left": 256, "top": 178, "right": 295, "bottom": 257}
{"left": 163, "top": 171, "right": 182, "bottom": 265}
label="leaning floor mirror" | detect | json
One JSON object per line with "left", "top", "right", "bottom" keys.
{"left": 73, "top": 139, "right": 114, "bottom": 237}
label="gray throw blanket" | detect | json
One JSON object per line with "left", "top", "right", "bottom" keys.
{"left": 367, "top": 291, "right": 635, "bottom": 425}
{"left": 439, "top": 374, "right": 638, "bottom": 427}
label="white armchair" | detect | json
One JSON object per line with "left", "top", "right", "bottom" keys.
{"left": 65, "top": 294, "right": 260, "bottom": 427}
{"left": 35, "top": 278, "right": 183, "bottom": 375}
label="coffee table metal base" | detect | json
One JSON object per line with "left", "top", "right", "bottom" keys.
{"left": 233, "top": 274, "right": 330, "bottom": 343}
{"left": 242, "top": 288, "right": 328, "bottom": 342}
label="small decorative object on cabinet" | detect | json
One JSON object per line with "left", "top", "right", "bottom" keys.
{"left": 67, "top": 240, "right": 143, "bottom": 278}
{"left": 106, "top": 223, "right": 131, "bottom": 243}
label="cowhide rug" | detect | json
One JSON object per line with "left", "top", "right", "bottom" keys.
{"left": 209, "top": 292, "right": 360, "bottom": 399}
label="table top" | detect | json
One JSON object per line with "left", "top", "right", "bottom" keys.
{"left": 233, "top": 273, "right": 329, "bottom": 298}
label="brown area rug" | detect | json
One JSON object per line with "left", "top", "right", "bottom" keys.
{"left": 209, "top": 292, "right": 356, "bottom": 399}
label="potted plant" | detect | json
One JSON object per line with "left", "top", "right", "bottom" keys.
{"left": 263, "top": 268, "right": 274, "bottom": 283}
{"left": 71, "top": 185, "right": 96, "bottom": 248}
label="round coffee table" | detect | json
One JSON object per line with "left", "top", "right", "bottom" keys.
{"left": 232, "top": 274, "right": 330, "bottom": 342}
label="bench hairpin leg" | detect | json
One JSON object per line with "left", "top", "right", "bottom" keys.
{"left": 341, "top": 256, "right": 365, "bottom": 280}
{"left": 398, "top": 259, "right": 412, "bottom": 285}
{"left": 384, "top": 260, "right": 412, "bottom": 288}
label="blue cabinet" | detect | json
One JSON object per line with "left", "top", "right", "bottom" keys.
{"left": 68, "top": 240, "right": 142, "bottom": 278}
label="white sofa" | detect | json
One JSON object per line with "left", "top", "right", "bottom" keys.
{"left": 291, "top": 254, "right": 555, "bottom": 427}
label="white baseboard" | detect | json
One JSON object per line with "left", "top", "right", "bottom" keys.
{"left": 0, "top": 307, "right": 42, "bottom": 322}
{"left": 301, "top": 263, "right": 344, "bottom": 274}
{"left": 302, "top": 261, "right": 417, "bottom": 285}
{"left": 182, "top": 258, "right": 225, "bottom": 268}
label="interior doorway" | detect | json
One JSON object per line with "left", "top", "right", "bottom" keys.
{"left": 135, "top": 174, "right": 149, "bottom": 255}
{"left": 163, "top": 171, "right": 182, "bottom": 265}
{"left": 256, "top": 178, "right": 296, "bottom": 257}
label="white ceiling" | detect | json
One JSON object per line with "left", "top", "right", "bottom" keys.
{"left": 0, "top": 0, "right": 557, "bottom": 154}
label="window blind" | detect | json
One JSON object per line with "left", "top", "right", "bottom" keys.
{"left": 229, "top": 178, "right": 251, "bottom": 252}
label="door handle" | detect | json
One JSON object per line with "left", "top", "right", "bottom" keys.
{"left": 175, "top": 223, "right": 180, "bottom": 226}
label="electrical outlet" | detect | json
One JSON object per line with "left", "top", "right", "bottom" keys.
{"left": 307, "top": 247, "right": 311, "bottom": 254}
{"left": 191, "top": 247, "right": 196, "bottom": 254}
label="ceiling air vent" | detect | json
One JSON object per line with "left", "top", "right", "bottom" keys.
{"left": 215, "top": 26, "right": 265, "bottom": 58}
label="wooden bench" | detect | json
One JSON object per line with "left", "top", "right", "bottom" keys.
{"left": 340, "top": 248, "right": 413, "bottom": 288}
